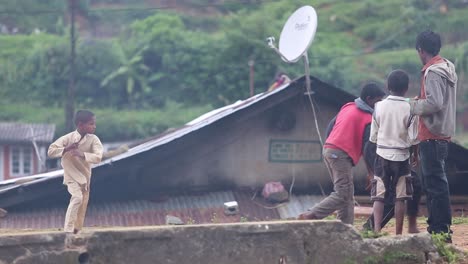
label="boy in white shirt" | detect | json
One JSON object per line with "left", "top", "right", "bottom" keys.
{"left": 370, "top": 70, "right": 418, "bottom": 235}
{"left": 48, "top": 110, "right": 103, "bottom": 234}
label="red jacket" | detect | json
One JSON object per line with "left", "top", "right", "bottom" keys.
{"left": 325, "top": 102, "right": 372, "bottom": 165}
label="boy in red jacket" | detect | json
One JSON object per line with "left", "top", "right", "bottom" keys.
{"left": 298, "top": 83, "right": 385, "bottom": 224}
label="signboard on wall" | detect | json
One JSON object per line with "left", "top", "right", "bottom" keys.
{"left": 269, "top": 139, "right": 322, "bottom": 163}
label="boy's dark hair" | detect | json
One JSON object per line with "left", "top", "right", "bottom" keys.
{"left": 74, "top": 110, "right": 95, "bottom": 126}
{"left": 387, "top": 70, "right": 409, "bottom": 95}
{"left": 415, "top": 30, "right": 441, "bottom": 56}
{"left": 360, "top": 82, "right": 386, "bottom": 101}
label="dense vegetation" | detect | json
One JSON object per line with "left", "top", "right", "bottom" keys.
{"left": 0, "top": 0, "right": 467, "bottom": 141}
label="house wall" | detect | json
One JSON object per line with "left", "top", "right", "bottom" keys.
{"left": 90, "top": 94, "right": 466, "bottom": 203}
{"left": 3, "top": 145, "right": 9, "bottom": 180}
{"left": 1, "top": 144, "right": 43, "bottom": 181}
{"left": 0, "top": 146, "right": 3, "bottom": 181}
{"left": 130, "top": 94, "right": 369, "bottom": 196}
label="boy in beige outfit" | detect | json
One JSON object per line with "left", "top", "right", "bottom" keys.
{"left": 48, "top": 110, "right": 103, "bottom": 234}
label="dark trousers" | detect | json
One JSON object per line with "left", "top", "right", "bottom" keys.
{"left": 419, "top": 140, "right": 452, "bottom": 233}
{"left": 363, "top": 169, "right": 421, "bottom": 230}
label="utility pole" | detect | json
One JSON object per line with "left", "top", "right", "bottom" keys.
{"left": 66, "top": 0, "right": 77, "bottom": 132}
{"left": 248, "top": 59, "right": 255, "bottom": 97}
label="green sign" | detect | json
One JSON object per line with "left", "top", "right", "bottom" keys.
{"left": 269, "top": 139, "right": 322, "bottom": 163}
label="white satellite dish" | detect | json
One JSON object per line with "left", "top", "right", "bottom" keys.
{"left": 279, "top": 6, "right": 318, "bottom": 63}
{"left": 267, "top": 6, "right": 324, "bottom": 146}
{"left": 267, "top": 5, "right": 318, "bottom": 93}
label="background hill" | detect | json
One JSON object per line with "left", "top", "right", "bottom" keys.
{"left": 0, "top": 0, "right": 467, "bottom": 142}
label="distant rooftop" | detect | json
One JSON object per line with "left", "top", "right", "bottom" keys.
{"left": 0, "top": 122, "right": 55, "bottom": 144}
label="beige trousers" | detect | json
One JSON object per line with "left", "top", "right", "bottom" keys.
{"left": 310, "top": 148, "right": 355, "bottom": 224}
{"left": 64, "top": 181, "right": 90, "bottom": 232}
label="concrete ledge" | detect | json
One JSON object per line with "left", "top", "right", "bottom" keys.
{"left": 0, "top": 221, "right": 441, "bottom": 264}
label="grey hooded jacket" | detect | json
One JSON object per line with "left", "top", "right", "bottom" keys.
{"left": 410, "top": 58, "right": 458, "bottom": 138}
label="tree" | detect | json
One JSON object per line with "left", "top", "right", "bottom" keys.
{"left": 455, "top": 43, "right": 468, "bottom": 109}
{"left": 100, "top": 43, "right": 151, "bottom": 108}
{"left": 128, "top": 13, "right": 218, "bottom": 106}
{"left": 3, "top": 37, "right": 123, "bottom": 108}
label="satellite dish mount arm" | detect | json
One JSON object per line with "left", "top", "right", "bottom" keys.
{"left": 267, "top": 37, "right": 294, "bottom": 63}
{"left": 303, "top": 52, "right": 312, "bottom": 94}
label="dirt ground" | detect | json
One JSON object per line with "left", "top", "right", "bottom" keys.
{"left": 353, "top": 208, "right": 468, "bottom": 263}
{"left": 352, "top": 199, "right": 468, "bottom": 255}
{"left": 353, "top": 216, "right": 468, "bottom": 251}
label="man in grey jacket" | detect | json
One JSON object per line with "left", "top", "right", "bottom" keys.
{"left": 410, "top": 30, "right": 458, "bottom": 239}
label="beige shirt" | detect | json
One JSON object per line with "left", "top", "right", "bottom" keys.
{"left": 370, "top": 96, "right": 419, "bottom": 161}
{"left": 48, "top": 130, "right": 103, "bottom": 185}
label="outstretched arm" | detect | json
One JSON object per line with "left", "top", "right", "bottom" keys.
{"left": 83, "top": 136, "right": 103, "bottom": 164}
{"left": 410, "top": 72, "right": 445, "bottom": 115}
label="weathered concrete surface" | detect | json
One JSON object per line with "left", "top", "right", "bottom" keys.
{"left": 0, "top": 221, "right": 442, "bottom": 264}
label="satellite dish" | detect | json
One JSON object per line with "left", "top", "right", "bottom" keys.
{"left": 266, "top": 5, "right": 324, "bottom": 146}
{"left": 278, "top": 6, "right": 318, "bottom": 63}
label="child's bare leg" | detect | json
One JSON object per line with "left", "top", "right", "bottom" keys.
{"left": 395, "top": 200, "right": 405, "bottom": 235}
{"left": 373, "top": 201, "right": 384, "bottom": 233}
{"left": 407, "top": 215, "right": 419, "bottom": 233}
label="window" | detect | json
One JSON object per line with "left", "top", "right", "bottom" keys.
{"left": 10, "top": 146, "right": 33, "bottom": 177}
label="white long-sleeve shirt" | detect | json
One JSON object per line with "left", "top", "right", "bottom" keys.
{"left": 48, "top": 130, "right": 103, "bottom": 185}
{"left": 370, "top": 95, "right": 418, "bottom": 161}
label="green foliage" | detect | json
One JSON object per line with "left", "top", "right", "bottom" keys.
{"left": 360, "top": 230, "right": 389, "bottom": 239}
{"left": 452, "top": 217, "right": 468, "bottom": 225}
{"left": 324, "top": 215, "right": 337, "bottom": 220}
{"left": 0, "top": 101, "right": 66, "bottom": 136}
{"left": 93, "top": 101, "right": 212, "bottom": 141}
{"left": 0, "top": 101, "right": 212, "bottom": 141}
{"left": 436, "top": 9, "right": 468, "bottom": 43}
{"left": 431, "top": 232, "right": 459, "bottom": 263}
{"left": 0, "top": 0, "right": 467, "bottom": 141}
{"left": 0, "top": 33, "right": 63, "bottom": 100}
{"left": 1, "top": 37, "right": 128, "bottom": 108}
{"left": 362, "top": 251, "right": 418, "bottom": 264}
{"left": 0, "top": 34, "right": 61, "bottom": 59}
{"left": 100, "top": 43, "right": 151, "bottom": 108}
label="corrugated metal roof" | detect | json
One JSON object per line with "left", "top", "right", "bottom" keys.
{"left": 101, "top": 83, "right": 291, "bottom": 165}
{"left": 0, "top": 75, "right": 365, "bottom": 204}
{"left": 0, "top": 190, "right": 282, "bottom": 229}
{"left": 1, "top": 74, "right": 468, "bottom": 210}
{"left": 0, "top": 122, "right": 55, "bottom": 143}
{"left": 0, "top": 79, "right": 297, "bottom": 194}
{"left": 0, "top": 170, "right": 64, "bottom": 191}
{"left": 277, "top": 194, "right": 324, "bottom": 219}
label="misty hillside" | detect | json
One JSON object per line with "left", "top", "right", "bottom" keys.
{"left": 0, "top": 0, "right": 467, "bottom": 141}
